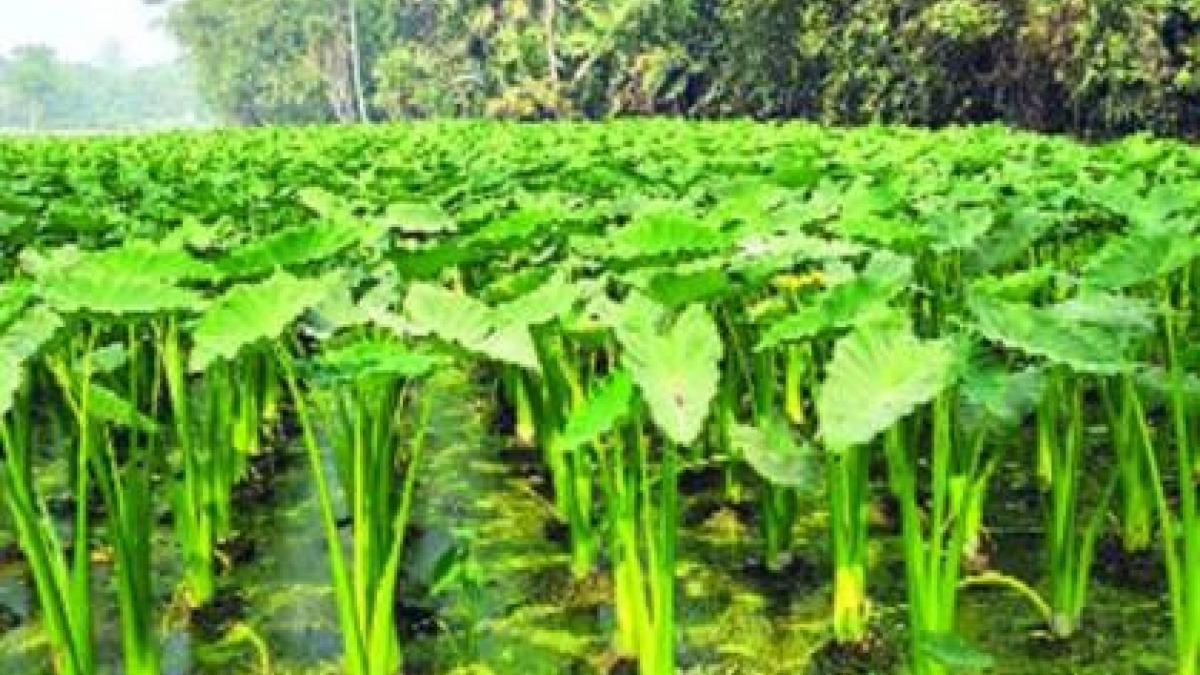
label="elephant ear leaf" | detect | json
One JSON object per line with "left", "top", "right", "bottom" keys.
{"left": 959, "top": 361, "right": 1047, "bottom": 428}
{"left": 1080, "top": 224, "right": 1200, "bottom": 291}
{"left": 616, "top": 301, "right": 723, "bottom": 446}
{"left": 559, "top": 369, "right": 636, "bottom": 452}
{"left": 190, "top": 271, "right": 341, "bottom": 372}
{"left": 86, "top": 384, "right": 160, "bottom": 433}
{"left": 311, "top": 337, "right": 440, "bottom": 383}
{"left": 731, "top": 415, "right": 821, "bottom": 492}
{"left": 35, "top": 243, "right": 209, "bottom": 315}
{"left": 403, "top": 282, "right": 540, "bottom": 371}
{"left": 215, "top": 222, "right": 361, "bottom": 277}
{"left": 0, "top": 305, "right": 62, "bottom": 416}
{"left": 967, "top": 292, "right": 1141, "bottom": 374}
{"left": 574, "top": 204, "right": 731, "bottom": 263}
{"left": 817, "top": 318, "right": 958, "bottom": 450}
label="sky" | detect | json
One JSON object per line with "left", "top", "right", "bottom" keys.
{"left": 0, "top": 0, "right": 180, "bottom": 66}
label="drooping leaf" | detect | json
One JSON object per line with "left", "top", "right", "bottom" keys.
{"left": 616, "top": 302, "right": 723, "bottom": 446}
{"left": 476, "top": 323, "right": 540, "bottom": 372}
{"left": 0, "top": 305, "right": 62, "bottom": 416}
{"left": 68, "top": 240, "right": 219, "bottom": 282}
{"left": 558, "top": 370, "right": 636, "bottom": 452}
{"left": 33, "top": 242, "right": 211, "bottom": 315}
{"left": 403, "top": 283, "right": 494, "bottom": 347}
{"left": 967, "top": 293, "right": 1141, "bottom": 374}
{"left": 86, "top": 383, "right": 160, "bottom": 433}
{"left": 491, "top": 273, "right": 582, "bottom": 327}
{"left": 966, "top": 207, "right": 1062, "bottom": 274}
{"left": 403, "top": 283, "right": 539, "bottom": 371}
{"left": 817, "top": 320, "right": 958, "bottom": 450}
{"left": 960, "top": 361, "right": 1047, "bottom": 426}
{"left": 1051, "top": 292, "right": 1155, "bottom": 331}
{"left": 731, "top": 415, "right": 821, "bottom": 491}
{"left": 190, "top": 271, "right": 341, "bottom": 372}
{"left": 1081, "top": 225, "right": 1200, "bottom": 290}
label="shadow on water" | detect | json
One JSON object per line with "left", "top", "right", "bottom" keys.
{"left": 0, "top": 371, "right": 1177, "bottom": 673}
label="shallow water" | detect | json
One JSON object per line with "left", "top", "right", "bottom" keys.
{"left": 0, "top": 372, "right": 1176, "bottom": 673}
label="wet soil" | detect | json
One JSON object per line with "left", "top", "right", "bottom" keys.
{"left": 0, "top": 371, "right": 1180, "bottom": 674}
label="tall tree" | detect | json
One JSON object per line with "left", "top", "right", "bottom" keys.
{"left": 3, "top": 44, "right": 60, "bottom": 130}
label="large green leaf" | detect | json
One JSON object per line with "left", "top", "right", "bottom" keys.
{"left": 967, "top": 292, "right": 1142, "bottom": 374}
{"left": 0, "top": 305, "right": 62, "bottom": 416}
{"left": 1081, "top": 224, "right": 1200, "bottom": 290}
{"left": 311, "top": 337, "right": 439, "bottom": 382}
{"left": 68, "top": 240, "right": 219, "bottom": 282}
{"left": 403, "top": 283, "right": 491, "bottom": 345}
{"left": 616, "top": 302, "right": 723, "bottom": 446}
{"left": 403, "top": 283, "right": 539, "bottom": 370}
{"left": 491, "top": 273, "right": 582, "bottom": 327}
{"left": 215, "top": 222, "right": 361, "bottom": 277}
{"left": 959, "top": 361, "right": 1047, "bottom": 426}
{"left": 573, "top": 205, "right": 730, "bottom": 262}
{"left": 817, "top": 320, "right": 958, "bottom": 450}
{"left": 33, "top": 242, "right": 210, "bottom": 315}
{"left": 190, "top": 271, "right": 341, "bottom": 372}
{"left": 86, "top": 383, "right": 160, "bottom": 433}
{"left": 38, "top": 267, "right": 208, "bottom": 316}
{"left": 731, "top": 415, "right": 821, "bottom": 491}
{"left": 558, "top": 369, "right": 636, "bottom": 452}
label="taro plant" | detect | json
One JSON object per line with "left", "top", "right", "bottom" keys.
{"left": 171, "top": 269, "right": 341, "bottom": 605}
{"left": 0, "top": 303, "right": 92, "bottom": 675}
{"left": 401, "top": 277, "right": 604, "bottom": 579}
{"left": 967, "top": 288, "right": 1151, "bottom": 636}
{"left": 813, "top": 315, "right": 959, "bottom": 651}
{"left": 23, "top": 241, "right": 214, "bottom": 674}
{"left": 282, "top": 334, "right": 439, "bottom": 675}
{"left": 559, "top": 294, "right": 724, "bottom": 674}
{"left": 755, "top": 250, "right": 915, "bottom": 644}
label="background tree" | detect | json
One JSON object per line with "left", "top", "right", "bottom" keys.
{"left": 151, "top": 0, "right": 1200, "bottom": 135}
{"left": 3, "top": 45, "right": 60, "bottom": 130}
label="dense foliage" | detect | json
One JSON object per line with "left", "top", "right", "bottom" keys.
{"left": 0, "top": 121, "right": 1198, "bottom": 673}
{"left": 163, "top": 0, "right": 1200, "bottom": 135}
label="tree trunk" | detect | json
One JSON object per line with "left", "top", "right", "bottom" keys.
{"left": 545, "top": 0, "right": 558, "bottom": 88}
{"left": 346, "top": 0, "right": 370, "bottom": 122}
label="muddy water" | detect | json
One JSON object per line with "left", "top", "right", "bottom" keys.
{"left": 0, "top": 372, "right": 1176, "bottom": 673}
